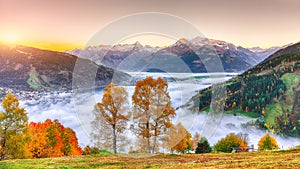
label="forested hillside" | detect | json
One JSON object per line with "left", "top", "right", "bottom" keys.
{"left": 190, "top": 42, "right": 300, "bottom": 137}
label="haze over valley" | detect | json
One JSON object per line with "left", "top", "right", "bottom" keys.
{"left": 0, "top": 37, "right": 299, "bottom": 151}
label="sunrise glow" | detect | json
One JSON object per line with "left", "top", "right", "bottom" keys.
{"left": 0, "top": 0, "right": 299, "bottom": 50}
{"left": 0, "top": 32, "right": 20, "bottom": 44}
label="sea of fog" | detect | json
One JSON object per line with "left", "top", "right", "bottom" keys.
{"left": 14, "top": 72, "right": 300, "bottom": 150}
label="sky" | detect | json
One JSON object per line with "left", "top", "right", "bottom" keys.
{"left": 1, "top": 0, "right": 300, "bottom": 51}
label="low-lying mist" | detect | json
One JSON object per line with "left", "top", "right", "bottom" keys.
{"left": 17, "top": 73, "right": 300, "bottom": 150}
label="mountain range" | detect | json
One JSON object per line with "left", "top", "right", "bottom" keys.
{"left": 0, "top": 37, "right": 298, "bottom": 137}
{"left": 248, "top": 46, "right": 283, "bottom": 59}
{"left": 0, "top": 37, "right": 288, "bottom": 91}
{"left": 66, "top": 37, "right": 282, "bottom": 73}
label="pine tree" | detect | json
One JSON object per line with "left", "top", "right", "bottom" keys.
{"left": 195, "top": 137, "right": 212, "bottom": 154}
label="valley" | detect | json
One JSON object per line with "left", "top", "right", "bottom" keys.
{"left": 0, "top": 38, "right": 299, "bottom": 157}
{"left": 1, "top": 1, "right": 300, "bottom": 167}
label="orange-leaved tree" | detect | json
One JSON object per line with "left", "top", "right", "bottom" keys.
{"left": 26, "top": 119, "right": 82, "bottom": 158}
{"left": 168, "top": 123, "right": 193, "bottom": 154}
{"left": 92, "top": 83, "right": 129, "bottom": 154}
{"left": 45, "top": 120, "right": 64, "bottom": 157}
{"left": 26, "top": 122, "right": 48, "bottom": 158}
{"left": 258, "top": 134, "right": 279, "bottom": 151}
{"left": 61, "top": 128, "right": 82, "bottom": 156}
{"left": 236, "top": 132, "right": 249, "bottom": 151}
{"left": 132, "top": 77, "right": 176, "bottom": 153}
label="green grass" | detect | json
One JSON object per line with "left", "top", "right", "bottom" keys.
{"left": 0, "top": 151, "right": 299, "bottom": 169}
{"left": 264, "top": 102, "right": 287, "bottom": 128}
{"left": 225, "top": 109, "right": 261, "bottom": 118}
{"left": 278, "top": 145, "right": 300, "bottom": 153}
{"left": 99, "top": 150, "right": 113, "bottom": 155}
{"left": 281, "top": 73, "right": 300, "bottom": 98}
{"left": 203, "top": 108, "right": 260, "bottom": 118}
{"left": 203, "top": 108, "right": 210, "bottom": 113}
{"left": 260, "top": 73, "right": 300, "bottom": 128}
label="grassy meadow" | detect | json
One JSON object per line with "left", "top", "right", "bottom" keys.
{"left": 0, "top": 150, "right": 299, "bottom": 169}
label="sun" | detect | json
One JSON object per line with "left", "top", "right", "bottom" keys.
{"left": 1, "top": 32, "right": 19, "bottom": 44}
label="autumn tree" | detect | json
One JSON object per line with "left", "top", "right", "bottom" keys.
{"left": 135, "top": 136, "right": 160, "bottom": 153}
{"left": 186, "top": 132, "right": 194, "bottom": 153}
{"left": 132, "top": 77, "right": 176, "bottom": 153}
{"left": 135, "top": 136, "right": 147, "bottom": 153}
{"left": 82, "top": 145, "right": 100, "bottom": 155}
{"left": 163, "top": 122, "right": 185, "bottom": 154}
{"left": 165, "top": 123, "right": 193, "bottom": 154}
{"left": 214, "top": 133, "right": 248, "bottom": 153}
{"left": 236, "top": 132, "right": 249, "bottom": 150}
{"left": 26, "top": 119, "right": 82, "bottom": 158}
{"left": 195, "top": 137, "right": 212, "bottom": 154}
{"left": 0, "top": 93, "right": 29, "bottom": 160}
{"left": 82, "top": 145, "right": 93, "bottom": 155}
{"left": 92, "top": 83, "right": 129, "bottom": 154}
{"left": 45, "top": 120, "right": 64, "bottom": 157}
{"left": 258, "top": 134, "right": 279, "bottom": 151}
{"left": 192, "top": 132, "right": 201, "bottom": 150}
{"left": 26, "top": 122, "right": 48, "bottom": 158}
{"left": 91, "top": 122, "right": 116, "bottom": 151}
{"left": 61, "top": 128, "right": 82, "bottom": 156}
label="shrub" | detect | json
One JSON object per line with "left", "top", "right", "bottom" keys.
{"left": 92, "top": 147, "right": 100, "bottom": 154}
{"left": 82, "top": 146, "right": 112, "bottom": 155}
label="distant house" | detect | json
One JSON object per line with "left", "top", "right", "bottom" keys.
{"left": 231, "top": 145, "right": 254, "bottom": 153}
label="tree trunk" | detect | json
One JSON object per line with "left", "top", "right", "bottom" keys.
{"left": 0, "top": 139, "right": 6, "bottom": 160}
{"left": 146, "top": 122, "right": 151, "bottom": 153}
{"left": 152, "top": 124, "right": 158, "bottom": 153}
{"left": 113, "top": 125, "right": 117, "bottom": 154}
{"left": 0, "top": 131, "right": 7, "bottom": 160}
{"left": 152, "top": 135, "right": 157, "bottom": 154}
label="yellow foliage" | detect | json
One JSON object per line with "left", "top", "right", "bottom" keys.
{"left": 262, "top": 109, "right": 265, "bottom": 116}
{"left": 258, "top": 134, "right": 279, "bottom": 151}
{"left": 132, "top": 77, "right": 176, "bottom": 153}
{"left": 169, "top": 123, "right": 193, "bottom": 154}
{"left": 0, "top": 93, "right": 29, "bottom": 159}
{"left": 93, "top": 82, "right": 129, "bottom": 154}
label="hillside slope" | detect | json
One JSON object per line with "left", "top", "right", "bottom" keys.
{"left": 188, "top": 42, "right": 300, "bottom": 137}
{"left": 0, "top": 45, "right": 129, "bottom": 91}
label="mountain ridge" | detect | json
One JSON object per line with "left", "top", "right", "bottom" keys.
{"left": 0, "top": 44, "right": 129, "bottom": 91}
{"left": 66, "top": 37, "right": 282, "bottom": 73}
